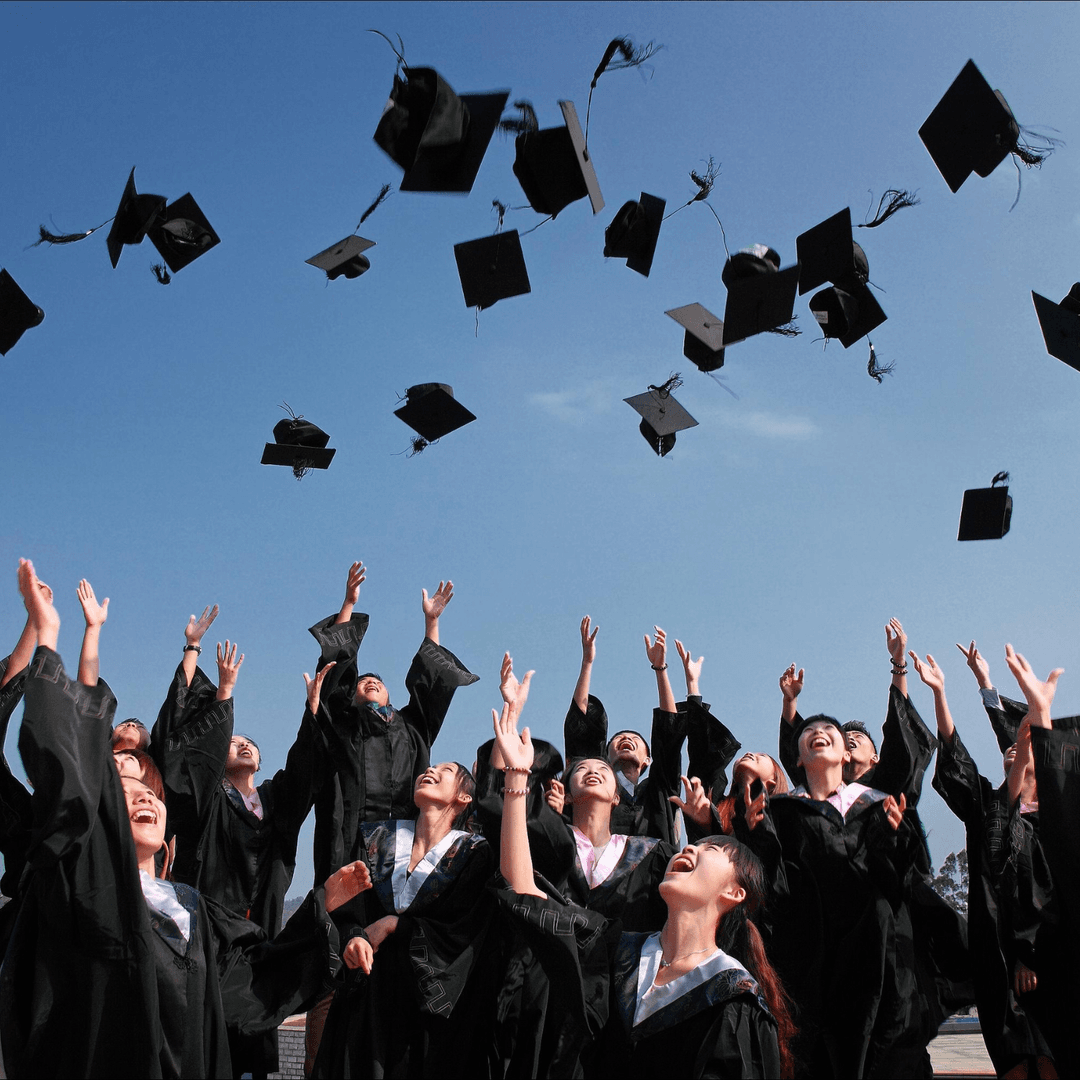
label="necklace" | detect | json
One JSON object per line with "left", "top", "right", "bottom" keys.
{"left": 659, "top": 946, "right": 714, "bottom": 969}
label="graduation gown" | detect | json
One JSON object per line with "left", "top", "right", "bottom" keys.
{"left": 502, "top": 889, "right": 781, "bottom": 1080}
{"left": 315, "top": 819, "right": 494, "bottom": 1078}
{"left": 309, "top": 613, "right": 479, "bottom": 882}
{"left": 932, "top": 730, "right": 1053, "bottom": 1075}
{"left": 564, "top": 694, "right": 684, "bottom": 840}
{"left": 0, "top": 654, "right": 31, "bottom": 901}
{"left": 737, "top": 786, "right": 921, "bottom": 1078}
{"left": 1, "top": 646, "right": 343, "bottom": 1080}
{"left": 681, "top": 696, "right": 740, "bottom": 844}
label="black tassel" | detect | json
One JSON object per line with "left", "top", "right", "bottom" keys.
{"left": 358, "top": 184, "right": 392, "bottom": 226}
{"left": 590, "top": 36, "right": 662, "bottom": 87}
{"left": 408, "top": 436, "right": 429, "bottom": 457}
{"left": 292, "top": 458, "right": 314, "bottom": 481}
{"left": 491, "top": 200, "right": 509, "bottom": 232}
{"left": 858, "top": 189, "right": 921, "bottom": 229}
{"left": 689, "top": 157, "right": 720, "bottom": 202}
{"left": 366, "top": 28, "right": 406, "bottom": 70}
{"left": 32, "top": 222, "right": 107, "bottom": 247}
{"left": 991, "top": 470, "right": 1010, "bottom": 487}
{"left": 767, "top": 317, "right": 802, "bottom": 338}
{"left": 867, "top": 340, "right": 896, "bottom": 383}
{"left": 498, "top": 100, "right": 538, "bottom": 136}
{"left": 150, "top": 262, "right": 171, "bottom": 285}
{"left": 648, "top": 372, "right": 683, "bottom": 398}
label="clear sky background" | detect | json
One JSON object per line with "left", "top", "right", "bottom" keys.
{"left": 3, "top": 1, "right": 1078, "bottom": 894}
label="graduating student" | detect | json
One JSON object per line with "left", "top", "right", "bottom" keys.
{"left": 1, "top": 559, "right": 368, "bottom": 1080}
{"left": 312, "top": 748, "right": 492, "bottom": 1079}
{"left": 737, "top": 706, "right": 917, "bottom": 1077}
{"left": 563, "top": 617, "right": 684, "bottom": 838}
{"left": 494, "top": 670, "right": 792, "bottom": 1079}
{"left": 918, "top": 648, "right": 1056, "bottom": 1079}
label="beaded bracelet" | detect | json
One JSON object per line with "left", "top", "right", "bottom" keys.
{"left": 891, "top": 664, "right": 908, "bottom": 675}
{"left": 502, "top": 786, "right": 531, "bottom": 797}
{"left": 502, "top": 766, "right": 530, "bottom": 775}
{"left": 651, "top": 663, "right": 668, "bottom": 671}
{"left": 183, "top": 644, "right": 202, "bottom": 654}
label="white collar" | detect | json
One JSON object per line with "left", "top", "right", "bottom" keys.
{"left": 390, "top": 821, "right": 468, "bottom": 913}
{"left": 139, "top": 870, "right": 191, "bottom": 942}
{"left": 633, "top": 932, "right": 743, "bottom": 1026}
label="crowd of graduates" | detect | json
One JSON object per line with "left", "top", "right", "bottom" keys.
{"left": 0, "top": 557, "right": 1078, "bottom": 1080}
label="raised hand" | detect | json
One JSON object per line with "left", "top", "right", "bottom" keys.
{"left": 909, "top": 652, "right": 944, "bottom": 693}
{"left": 492, "top": 702, "right": 535, "bottom": 775}
{"left": 303, "top": 661, "right": 336, "bottom": 715}
{"left": 580, "top": 616, "right": 598, "bottom": 664}
{"left": 499, "top": 652, "right": 534, "bottom": 719}
{"left": 644, "top": 626, "right": 668, "bottom": 669}
{"left": 185, "top": 605, "right": 219, "bottom": 645}
{"left": 675, "top": 640, "right": 704, "bottom": 693}
{"left": 1004, "top": 645, "right": 1063, "bottom": 726}
{"left": 779, "top": 663, "right": 804, "bottom": 701}
{"left": 75, "top": 579, "right": 109, "bottom": 629}
{"left": 344, "top": 935, "right": 374, "bottom": 973}
{"left": 545, "top": 778, "right": 565, "bottom": 815}
{"left": 18, "top": 559, "right": 59, "bottom": 648}
{"left": 422, "top": 581, "right": 454, "bottom": 621}
{"left": 343, "top": 561, "right": 366, "bottom": 607}
{"left": 885, "top": 618, "right": 907, "bottom": 664}
{"left": 669, "top": 775, "right": 711, "bottom": 828}
{"left": 955, "top": 640, "right": 992, "bottom": 689}
{"left": 324, "top": 859, "right": 372, "bottom": 913}
{"left": 216, "top": 641, "right": 244, "bottom": 699}
{"left": 743, "top": 781, "right": 767, "bottom": 831}
{"left": 882, "top": 793, "right": 907, "bottom": 831}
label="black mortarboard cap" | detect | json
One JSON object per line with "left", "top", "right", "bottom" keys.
{"left": 604, "top": 192, "right": 665, "bottom": 277}
{"left": 394, "top": 383, "right": 476, "bottom": 442}
{"left": 306, "top": 235, "right": 377, "bottom": 280}
{"left": 147, "top": 194, "right": 220, "bottom": 273}
{"left": 513, "top": 101, "right": 604, "bottom": 219}
{"left": 665, "top": 303, "right": 725, "bottom": 372}
{"left": 261, "top": 415, "right": 336, "bottom": 476}
{"left": 373, "top": 68, "right": 509, "bottom": 193}
{"left": 0, "top": 269, "right": 45, "bottom": 356}
{"left": 796, "top": 209, "right": 869, "bottom": 295}
{"left": 919, "top": 60, "right": 1021, "bottom": 193}
{"left": 625, "top": 387, "right": 698, "bottom": 457}
{"left": 809, "top": 284, "right": 887, "bottom": 348}
{"left": 957, "top": 482, "right": 1012, "bottom": 541}
{"left": 721, "top": 262, "right": 800, "bottom": 345}
{"left": 1032, "top": 288, "right": 1080, "bottom": 371}
{"left": 454, "top": 230, "right": 530, "bottom": 310}
{"left": 106, "top": 168, "right": 167, "bottom": 269}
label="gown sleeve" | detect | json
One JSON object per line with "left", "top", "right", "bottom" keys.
{"left": 0, "top": 657, "right": 32, "bottom": 896}
{"left": 397, "top": 637, "right": 479, "bottom": 751}
{"left": 871, "top": 685, "right": 938, "bottom": 804}
{"left": 778, "top": 711, "right": 801, "bottom": 784}
{"left": 695, "top": 999, "right": 783, "bottom": 1079}
{"left": 564, "top": 693, "right": 610, "bottom": 761}
{"left": 684, "top": 696, "right": 740, "bottom": 842}
{"left": 932, "top": 729, "right": 992, "bottom": 825}
{"left": 639, "top": 707, "right": 687, "bottom": 845}
{"left": 262, "top": 706, "right": 334, "bottom": 846}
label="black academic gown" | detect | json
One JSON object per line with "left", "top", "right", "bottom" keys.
{"left": 933, "top": 730, "right": 1055, "bottom": 1075}
{"left": 0, "top": 646, "right": 343, "bottom": 1080}
{"left": 682, "top": 696, "right": 741, "bottom": 844}
{"left": 502, "top": 888, "right": 781, "bottom": 1080}
{"left": 737, "top": 786, "right": 922, "bottom": 1078}
{"left": 0, "top": 655, "right": 31, "bottom": 900}
{"left": 564, "top": 694, "right": 684, "bottom": 839}
{"left": 308, "top": 613, "right": 479, "bottom": 882}
{"left": 314, "top": 820, "right": 494, "bottom": 1079}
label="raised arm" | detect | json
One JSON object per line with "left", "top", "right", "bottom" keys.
{"left": 2, "top": 578, "right": 46, "bottom": 687}
{"left": 573, "top": 615, "right": 598, "bottom": 714}
{"left": 956, "top": 640, "right": 993, "bottom": 691}
{"left": 182, "top": 604, "right": 219, "bottom": 687}
{"left": 779, "top": 664, "right": 803, "bottom": 726}
{"left": 75, "top": 579, "right": 109, "bottom": 687}
{"left": 909, "top": 652, "right": 954, "bottom": 744}
{"left": 334, "top": 561, "right": 366, "bottom": 625}
{"left": 1003, "top": 645, "right": 1062, "bottom": 730}
{"left": 886, "top": 618, "right": 908, "bottom": 698}
{"left": 421, "top": 579, "right": 454, "bottom": 647}
{"left": 645, "top": 626, "right": 675, "bottom": 714}
{"left": 214, "top": 640, "right": 243, "bottom": 702}
{"left": 675, "top": 638, "right": 703, "bottom": 699}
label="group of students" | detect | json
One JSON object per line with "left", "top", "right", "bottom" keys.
{"left": 0, "top": 558, "right": 1078, "bottom": 1080}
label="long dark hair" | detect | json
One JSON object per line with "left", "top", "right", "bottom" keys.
{"left": 715, "top": 755, "right": 789, "bottom": 834}
{"left": 451, "top": 762, "right": 476, "bottom": 832}
{"left": 703, "top": 835, "right": 796, "bottom": 1079}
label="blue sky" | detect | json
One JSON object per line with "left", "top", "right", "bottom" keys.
{"left": 3, "top": 1, "right": 1079, "bottom": 891}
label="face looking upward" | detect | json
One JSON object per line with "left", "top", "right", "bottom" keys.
{"left": 796, "top": 721, "right": 851, "bottom": 772}
{"left": 355, "top": 675, "right": 390, "bottom": 708}
{"left": 226, "top": 735, "right": 260, "bottom": 773}
{"left": 413, "top": 762, "right": 472, "bottom": 814}
{"left": 568, "top": 758, "right": 620, "bottom": 806}
{"left": 607, "top": 731, "right": 649, "bottom": 772}
{"left": 122, "top": 776, "right": 166, "bottom": 863}
{"left": 659, "top": 841, "right": 747, "bottom": 915}
{"left": 733, "top": 752, "right": 779, "bottom": 793}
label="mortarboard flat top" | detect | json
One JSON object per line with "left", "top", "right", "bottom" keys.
{"left": 624, "top": 387, "right": 698, "bottom": 438}
{"left": 919, "top": 60, "right": 1019, "bottom": 193}
{"left": 306, "top": 235, "right": 376, "bottom": 280}
{"left": 147, "top": 193, "right": 220, "bottom": 273}
{"left": 722, "top": 263, "right": 800, "bottom": 346}
{"left": 0, "top": 269, "right": 45, "bottom": 356}
{"left": 809, "top": 284, "right": 887, "bottom": 349}
{"left": 454, "top": 230, "right": 531, "bottom": 310}
{"left": 958, "top": 484, "right": 1012, "bottom": 541}
{"left": 604, "top": 192, "right": 665, "bottom": 277}
{"left": 261, "top": 443, "right": 336, "bottom": 469}
{"left": 796, "top": 208, "right": 868, "bottom": 295}
{"left": 394, "top": 383, "right": 476, "bottom": 442}
{"left": 666, "top": 303, "right": 725, "bottom": 372}
{"left": 399, "top": 89, "right": 511, "bottom": 193}
{"left": 106, "top": 168, "right": 166, "bottom": 269}
{"left": 512, "top": 100, "right": 604, "bottom": 219}
{"left": 1032, "top": 290, "right": 1080, "bottom": 372}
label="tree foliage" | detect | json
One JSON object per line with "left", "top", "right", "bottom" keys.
{"left": 931, "top": 849, "right": 969, "bottom": 914}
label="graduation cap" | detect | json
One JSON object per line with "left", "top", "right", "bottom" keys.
{"left": 1032, "top": 285, "right": 1080, "bottom": 371}
{"left": 624, "top": 379, "right": 698, "bottom": 457}
{"left": 919, "top": 60, "right": 1025, "bottom": 192}
{"left": 0, "top": 269, "right": 45, "bottom": 356}
{"left": 513, "top": 101, "right": 604, "bottom": 218}
{"left": 957, "top": 472, "right": 1012, "bottom": 540}
{"left": 147, "top": 193, "right": 220, "bottom": 274}
{"left": 372, "top": 65, "right": 509, "bottom": 193}
{"left": 394, "top": 383, "right": 476, "bottom": 447}
{"left": 665, "top": 303, "right": 725, "bottom": 372}
{"left": 261, "top": 407, "right": 336, "bottom": 479}
{"left": 306, "top": 235, "right": 377, "bottom": 281}
{"left": 720, "top": 246, "right": 800, "bottom": 345}
{"left": 796, "top": 209, "right": 868, "bottom": 295}
{"left": 106, "top": 168, "right": 167, "bottom": 268}
{"left": 808, "top": 284, "right": 887, "bottom": 349}
{"left": 604, "top": 192, "right": 665, "bottom": 277}
{"left": 454, "top": 230, "right": 531, "bottom": 310}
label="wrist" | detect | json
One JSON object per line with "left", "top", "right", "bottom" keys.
{"left": 652, "top": 663, "right": 667, "bottom": 671}
{"left": 184, "top": 642, "right": 202, "bottom": 653}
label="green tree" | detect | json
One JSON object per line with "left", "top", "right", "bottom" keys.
{"left": 931, "top": 849, "right": 969, "bottom": 914}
